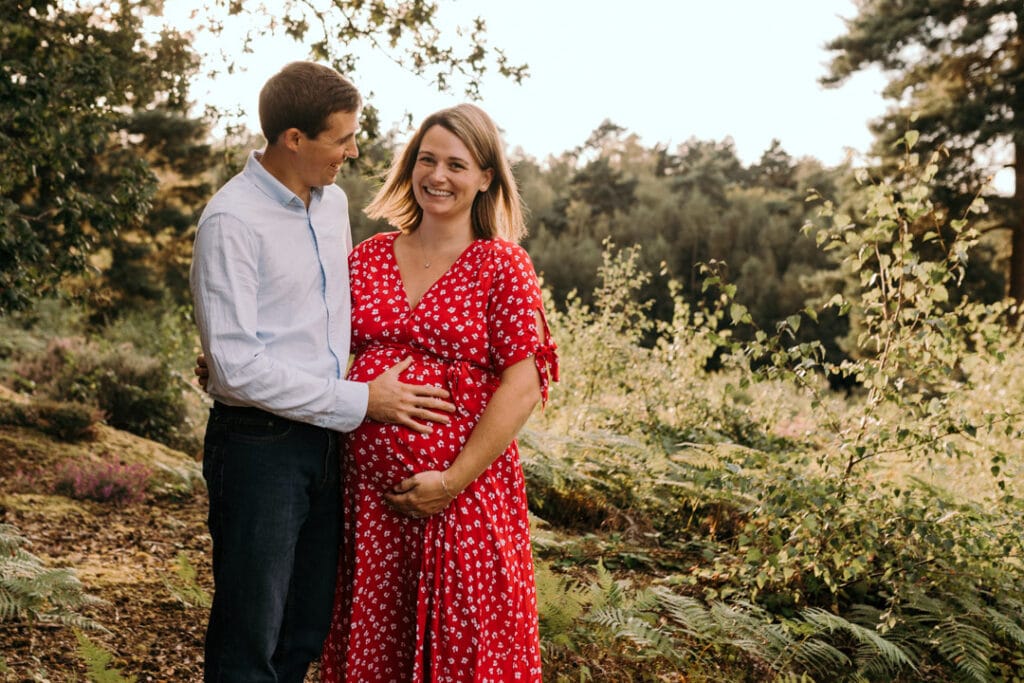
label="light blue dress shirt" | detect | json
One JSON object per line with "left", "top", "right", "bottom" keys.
{"left": 190, "top": 151, "right": 368, "bottom": 432}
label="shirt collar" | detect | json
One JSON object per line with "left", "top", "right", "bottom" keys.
{"left": 244, "top": 150, "right": 324, "bottom": 208}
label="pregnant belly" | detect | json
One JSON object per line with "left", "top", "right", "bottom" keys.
{"left": 345, "top": 346, "right": 496, "bottom": 489}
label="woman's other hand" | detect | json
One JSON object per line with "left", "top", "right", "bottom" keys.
{"left": 384, "top": 470, "right": 457, "bottom": 518}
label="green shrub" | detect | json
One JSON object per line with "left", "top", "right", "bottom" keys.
{"left": 0, "top": 397, "right": 102, "bottom": 441}
{"left": 15, "top": 336, "right": 193, "bottom": 450}
{"left": 526, "top": 131, "right": 1024, "bottom": 681}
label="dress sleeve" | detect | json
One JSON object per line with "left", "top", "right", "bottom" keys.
{"left": 487, "top": 243, "right": 560, "bottom": 404}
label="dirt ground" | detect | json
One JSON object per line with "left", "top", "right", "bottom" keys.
{"left": 0, "top": 420, "right": 231, "bottom": 682}
{"left": 1, "top": 492, "right": 211, "bottom": 681}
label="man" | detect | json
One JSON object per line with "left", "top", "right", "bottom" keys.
{"left": 190, "top": 61, "right": 453, "bottom": 682}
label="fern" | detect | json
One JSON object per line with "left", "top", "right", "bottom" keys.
{"left": 587, "top": 605, "right": 685, "bottom": 665}
{"left": 535, "top": 562, "right": 588, "bottom": 645}
{"left": 588, "top": 560, "right": 626, "bottom": 610}
{"left": 0, "top": 524, "right": 104, "bottom": 629}
{"left": 984, "top": 605, "right": 1024, "bottom": 650}
{"left": 931, "top": 618, "right": 993, "bottom": 683}
{"left": 798, "top": 610, "right": 921, "bottom": 679}
{"left": 162, "top": 551, "right": 210, "bottom": 609}
{"left": 649, "top": 586, "right": 718, "bottom": 639}
{"left": 787, "top": 638, "right": 851, "bottom": 680}
{"left": 75, "top": 631, "right": 137, "bottom": 683}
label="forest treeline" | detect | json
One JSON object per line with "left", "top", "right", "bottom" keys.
{"left": 3, "top": 2, "right": 1021, "bottom": 368}
{"left": 4, "top": 4, "right": 1021, "bottom": 386}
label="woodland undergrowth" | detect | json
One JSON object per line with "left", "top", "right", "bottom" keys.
{"left": 1, "top": 133, "right": 1023, "bottom": 682}
{"left": 524, "top": 133, "right": 1024, "bottom": 682}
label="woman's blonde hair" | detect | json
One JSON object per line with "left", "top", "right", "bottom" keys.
{"left": 364, "top": 104, "right": 526, "bottom": 242}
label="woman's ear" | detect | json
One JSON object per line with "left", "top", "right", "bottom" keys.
{"left": 479, "top": 169, "right": 494, "bottom": 193}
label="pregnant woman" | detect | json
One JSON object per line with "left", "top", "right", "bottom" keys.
{"left": 319, "top": 103, "right": 558, "bottom": 682}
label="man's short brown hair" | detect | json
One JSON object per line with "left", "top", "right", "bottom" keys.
{"left": 258, "top": 62, "right": 361, "bottom": 145}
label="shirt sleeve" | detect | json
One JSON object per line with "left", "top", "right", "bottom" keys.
{"left": 486, "top": 244, "right": 559, "bottom": 404}
{"left": 190, "top": 212, "right": 368, "bottom": 432}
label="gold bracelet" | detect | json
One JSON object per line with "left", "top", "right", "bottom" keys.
{"left": 440, "top": 472, "right": 456, "bottom": 500}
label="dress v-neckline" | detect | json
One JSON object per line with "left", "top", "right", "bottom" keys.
{"left": 389, "top": 232, "right": 478, "bottom": 312}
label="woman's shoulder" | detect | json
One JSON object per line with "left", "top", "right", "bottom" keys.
{"left": 353, "top": 230, "right": 399, "bottom": 253}
{"left": 477, "top": 237, "right": 533, "bottom": 265}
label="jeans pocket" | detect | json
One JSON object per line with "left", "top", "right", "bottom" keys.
{"left": 224, "top": 417, "right": 295, "bottom": 445}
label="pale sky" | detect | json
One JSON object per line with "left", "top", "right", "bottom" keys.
{"left": 171, "top": 1, "right": 890, "bottom": 167}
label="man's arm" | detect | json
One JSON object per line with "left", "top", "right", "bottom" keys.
{"left": 192, "top": 353, "right": 455, "bottom": 434}
{"left": 191, "top": 212, "right": 369, "bottom": 431}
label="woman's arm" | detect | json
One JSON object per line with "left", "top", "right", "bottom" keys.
{"left": 385, "top": 312, "right": 545, "bottom": 517}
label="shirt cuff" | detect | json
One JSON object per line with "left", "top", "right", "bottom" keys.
{"left": 329, "top": 379, "right": 369, "bottom": 433}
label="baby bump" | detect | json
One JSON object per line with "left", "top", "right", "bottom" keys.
{"left": 345, "top": 345, "right": 500, "bottom": 487}
{"left": 344, "top": 419, "right": 465, "bottom": 490}
{"left": 345, "top": 349, "right": 467, "bottom": 489}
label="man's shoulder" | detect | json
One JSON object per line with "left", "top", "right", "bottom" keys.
{"left": 320, "top": 183, "right": 350, "bottom": 210}
{"left": 202, "top": 172, "right": 261, "bottom": 215}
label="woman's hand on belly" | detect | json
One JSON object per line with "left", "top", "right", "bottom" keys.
{"left": 384, "top": 469, "right": 456, "bottom": 518}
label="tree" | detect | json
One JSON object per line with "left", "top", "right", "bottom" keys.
{"left": 188, "top": 0, "right": 527, "bottom": 99}
{"left": 0, "top": 0, "right": 197, "bottom": 313}
{"left": 822, "top": 1, "right": 1024, "bottom": 305}
{"left": 88, "top": 107, "right": 216, "bottom": 318}
{"left": 0, "top": 0, "right": 526, "bottom": 315}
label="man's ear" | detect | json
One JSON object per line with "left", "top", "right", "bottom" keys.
{"left": 279, "top": 128, "right": 303, "bottom": 152}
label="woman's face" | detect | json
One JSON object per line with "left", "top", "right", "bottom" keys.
{"left": 411, "top": 125, "right": 493, "bottom": 226}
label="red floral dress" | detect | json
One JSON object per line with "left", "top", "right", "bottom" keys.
{"left": 320, "top": 231, "right": 558, "bottom": 683}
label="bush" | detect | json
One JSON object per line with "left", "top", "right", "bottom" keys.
{"left": 53, "top": 459, "right": 152, "bottom": 506}
{"left": 15, "top": 337, "right": 192, "bottom": 450}
{"left": 0, "top": 397, "right": 102, "bottom": 441}
{"left": 528, "top": 135, "right": 1024, "bottom": 681}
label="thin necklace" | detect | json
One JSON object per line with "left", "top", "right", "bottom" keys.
{"left": 414, "top": 231, "right": 470, "bottom": 269}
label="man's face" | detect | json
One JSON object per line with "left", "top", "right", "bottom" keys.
{"left": 296, "top": 110, "right": 360, "bottom": 189}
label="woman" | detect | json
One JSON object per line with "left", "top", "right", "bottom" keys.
{"left": 318, "top": 103, "right": 557, "bottom": 682}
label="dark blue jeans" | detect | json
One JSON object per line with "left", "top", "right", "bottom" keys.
{"left": 202, "top": 402, "right": 340, "bottom": 683}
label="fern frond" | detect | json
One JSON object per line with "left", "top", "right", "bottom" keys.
{"left": 931, "top": 618, "right": 992, "bottom": 683}
{"left": 75, "top": 631, "right": 137, "bottom": 683}
{"left": 0, "top": 524, "right": 105, "bottom": 629}
{"left": 0, "top": 524, "right": 31, "bottom": 555}
{"left": 535, "top": 563, "right": 589, "bottom": 639}
{"left": 161, "top": 552, "right": 211, "bottom": 609}
{"left": 788, "top": 637, "right": 851, "bottom": 679}
{"left": 587, "top": 606, "right": 684, "bottom": 665}
{"left": 801, "top": 606, "right": 916, "bottom": 676}
{"left": 983, "top": 606, "right": 1024, "bottom": 649}
{"left": 706, "top": 601, "right": 791, "bottom": 663}
{"left": 649, "top": 586, "right": 718, "bottom": 639}
{"left": 587, "top": 560, "right": 627, "bottom": 610}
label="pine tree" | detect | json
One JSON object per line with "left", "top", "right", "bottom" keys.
{"left": 822, "top": 1, "right": 1024, "bottom": 305}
